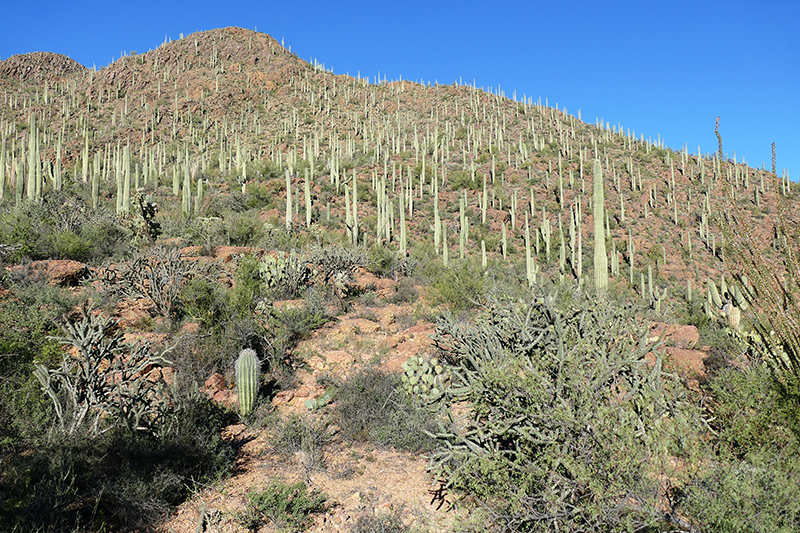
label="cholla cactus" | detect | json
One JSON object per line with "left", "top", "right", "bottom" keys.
{"left": 34, "top": 312, "right": 172, "bottom": 437}
{"left": 236, "top": 348, "right": 261, "bottom": 416}
{"left": 401, "top": 354, "right": 446, "bottom": 403}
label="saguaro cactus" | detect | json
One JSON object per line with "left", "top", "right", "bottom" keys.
{"left": 236, "top": 348, "right": 261, "bottom": 416}
{"left": 593, "top": 160, "right": 608, "bottom": 292}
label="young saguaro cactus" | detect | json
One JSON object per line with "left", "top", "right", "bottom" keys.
{"left": 236, "top": 348, "right": 261, "bottom": 416}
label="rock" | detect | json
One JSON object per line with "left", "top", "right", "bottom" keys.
{"left": 376, "top": 308, "right": 396, "bottom": 329}
{"left": 14, "top": 259, "right": 90, "bottom": 286}
{"left": 181, "top": 322, "right": 200, "bottom": 334}
{"left": 214, "top": 246, "right": 256, "bottom": 262}
{"left": 272, "top": 390, "right": 295, "bottom": 405}
{"left": 205, "top": 372, "right": 227, "bottom": 391}
{"left": 114, "top": 298, "right": 156, "bottom": 329}
{"left": 350, "top": 269, "right": 398, "bottom": 297}
{"left": 664, "top": 347, "right": 707, "bottom": 378}
{"left": 394, "top": 339, "right": 424, "bottom": 358}
{"left": 339, "top": 318, "right": 381, "bottom": 334}
{"left": 211, "top": 389, "right": 238, "bottom": 409}
{"left": 322, "top": 350, "right": 355, "bottom": 365}
{"left": 220, "top": 423, "right": 247, "bottom": 441}
{"left": 179, "top": 245, "right": 204, "bottom": 257}
{"left": 649, "top": 323, "right": 700, "bottom": 349}
{"left": 383, "top": 354, "right": 410, "bottom": 373}
{"left": 273, "top": 299, "right": 306, "bottom": 310}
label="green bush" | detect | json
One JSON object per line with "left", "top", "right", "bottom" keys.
{"left": 0, "top": 388, "right": 236, "bottom": 532}
{"left": 428, "top": 289, "right": 702, "bottom": 532}
{"left": 676, "top": 361, "right": 800, "bottom": 532}
{"left": 0, "top": 195, "right": 131, "bottom": 263}
{"left": 227, "top": 211, "right": 266, "bottom": 246}
{"left": 0, "top": 280, "right": 76, "bottom": 448}
{"left": 259, "top": 300, "right": 331, "bottom": 386}
{"left": 331, "top": 368, "right": 438, "bottom": 453}
{"left": 427, "top": 259, "right": 486, "bottom": 313}
{"left": 241, "top": 480, "right": 327, "bottom": 533}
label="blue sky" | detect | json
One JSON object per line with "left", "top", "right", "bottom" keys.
{"left": 2, "top": 0, "right": 798, "bottom": 177}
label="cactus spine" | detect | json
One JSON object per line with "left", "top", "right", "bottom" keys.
{"left": 236, "top": 348, "right": 260, "bottom": 416}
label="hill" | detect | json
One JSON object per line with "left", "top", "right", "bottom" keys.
{"left": 2, "top": 27, "right": 799, "bottom": 533}
{"left": 1, "top": 27, "right": 792, "bottom": 298}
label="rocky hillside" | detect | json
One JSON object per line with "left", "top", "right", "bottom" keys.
{"left": 1, "top": 26, "right": 794, "bottom": 303}
{"left": 2, "top": 27, "right": 800, "bottom": 533}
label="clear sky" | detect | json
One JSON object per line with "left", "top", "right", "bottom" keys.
{"left": 2, "top": 0, "right": 798, "bottom": 178}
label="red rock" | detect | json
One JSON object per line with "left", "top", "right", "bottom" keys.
{"left": 181, "top": 322, "right": 200, "bottom": 334}
{"left": 18, "top": 259, "right": 90, "bottom": 286}
{"left": 272, "top": 390, "right": 295, "bottom": 405}
{"left": 664, "top": 347, "right": 707, "bottom": 378}
{"left": 649, "top": 323, "right": 700, "bottom": 349}
{"left": 211, "top": 389, "right": 238, "bottom": 409}
{"left": 214, "top": 246, "right": 256, "bottom": 262}
{"left": 114, "top": 298, "right": 155, "bottom": 329}
{"left": 205, "top": 372, "right": 227, "bottom": 391}
{"left": 383, "top": 354, "right": 410, "bottom": 373}
{"left": 179, "top": 246, "right": 204, "bottom": 257}
{"left": 273, "top": 299, "right": 305, "bottom": 310}
{"left": 322, "top": 350, "right": 355, "bottom": 365}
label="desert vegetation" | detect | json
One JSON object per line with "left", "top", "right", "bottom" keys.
{"left": 1, "top": 26, "right": 799, "bottom": 532}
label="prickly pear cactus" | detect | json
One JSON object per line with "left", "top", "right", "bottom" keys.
{"left": 236, "top": 348, "right": 261, "bottom": 416}
{"left": 401, "top": 354, "right": 446, "bottom": 403}
{"left": 258, "top": 250, "right": 311, "bottom": 297}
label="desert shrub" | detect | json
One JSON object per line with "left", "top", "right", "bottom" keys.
{"left": 448, "top": 169, "right": 482, "bottom": 191}
{"left": 0, "top": 388, "right": 235, "bottom": 532}
{"left": 676, "top": 361, "right": 800, "bottom": 532}
{"left": 240, "top": 480, "right": 327, "bottom": 533}
{"left": 0, "top": 194, "right": 133, "bottom": 263}
{"left": 0, "top": 279, "right": 77, "bottom": 448}
{"left": 270, "top": 415, "right": 330, "bottom": 472}
{"left": 352, "top": 511, "right": 409, "bottom": 533}
{"left": 428, "top": 289, "right": 702, "bottom": 532}
{"left": 367, "top": 244, "right": 417, "bottom": 279}
{"left": 244, "top": 180, "right": 281, "bottom": 211}
{"left": 180, "top": 275, "right": 230, "bottom": 330}
{"left": 427, "top": 259, "right": 486, "bottom": 313}
{"left": 101, "top": 246, "right": 213, "bottom": 317}
{"left": 227, "top": 211, "right": 266, "bottom": 246}
{"left": 231, "top": 253, "right": 266, "bottom": 315}
{"left": 177, "top": 258, "right": 330, "bottom": 382}
{"left": 387, "top": 277, "right": 419, "bottom": 304}
{"left": 259, "top": 300, "right": 331, "bottom": 386}
{"left": 331, "top": 368, "right": 438, "bottom": 453}
{"left": 206, "top": 190, "right": 248, "bottom": 214}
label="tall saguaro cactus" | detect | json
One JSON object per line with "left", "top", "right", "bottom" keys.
{"left": 593, "top": 160, "right": 608, "bottom": 292}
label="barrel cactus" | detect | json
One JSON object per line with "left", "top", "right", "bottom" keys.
{"left": 236, "top": 348, "right": 261, "bottom": 416}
